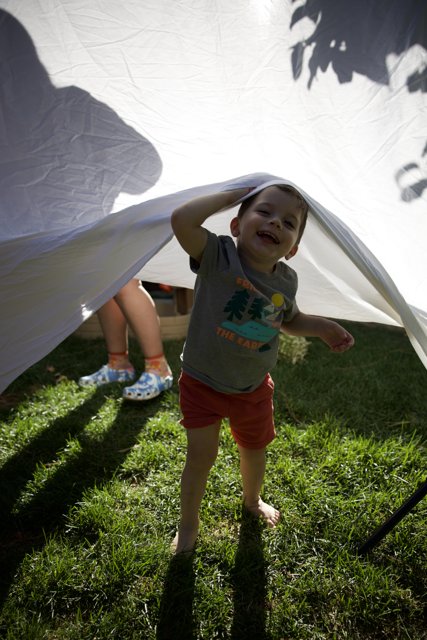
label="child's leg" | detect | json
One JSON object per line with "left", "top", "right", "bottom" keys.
{"left": 173, "top": 421, "right": 221, "bottom": 553}
{"left": 97, "top": 297, "right": 132, "bottom": 368}
{"left": 97, "top": 298, "right": 128, "bottom": 353}
{"left": 237, "top": 445, "right": 280, "bottom": 528}
{"left": 114, "top": 279, "right": 164, "bottom": 359}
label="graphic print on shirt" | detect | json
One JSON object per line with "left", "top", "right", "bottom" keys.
{"left": 216, "top": 277, "right": 288, "bottom": 352}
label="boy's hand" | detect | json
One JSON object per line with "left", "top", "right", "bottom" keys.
{"left": 282, "top": 312, "right": 355, "bottom": 353}
{"left": 320, "top": 321, "right": 354, "bottom": 352}
{"left": 171, "top": 187, "right": 254, "bottom": 262}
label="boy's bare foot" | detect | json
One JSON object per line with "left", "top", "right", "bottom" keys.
{"left": 171, "top": 526, "right": 198, "bottom": 554}
{"left": 244, "top": 498, "right": 280, "bottom": 528}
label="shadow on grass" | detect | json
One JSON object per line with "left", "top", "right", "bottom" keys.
{"left": 0, "top": 386, "right": 163, "bottom": 605}
{"left": 156, "top": 509, "right": 268, "bottom": 640}
{"left": 231, "top": 507, "right": 268, "bottom": 640}
{"left": 157, "top": 553, "right": 196, "bottom": 640}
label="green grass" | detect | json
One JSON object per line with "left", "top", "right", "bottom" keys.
{"left": 0, "top": 322, "right": 426, "bottom": 639}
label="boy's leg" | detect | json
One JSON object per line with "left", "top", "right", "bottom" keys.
{"left": 173, "top": 421, "right": 221, "bottom": 553}
{"left": 237, "top": 445, "right": 280, "bottom": 528}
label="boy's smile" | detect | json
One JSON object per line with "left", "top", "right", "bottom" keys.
{"left": 230, "top": 186, "right": 305, "bottom": 273}
{"left": 256, "top": 229, "right": 280, "bottom": 244}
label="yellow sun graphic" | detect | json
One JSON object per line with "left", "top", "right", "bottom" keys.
{"left": 271, "top": 293, "right": 284, "bottom": 308}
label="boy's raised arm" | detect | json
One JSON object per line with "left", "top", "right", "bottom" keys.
{"left": 171, "top": 188, "right": 251, "bottom": 262}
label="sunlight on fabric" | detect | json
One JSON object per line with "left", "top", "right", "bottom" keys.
{"left": 249, "top": 0, "right": 278, "bottom": 24}
{"left": 0, "top": 0, "right": 426, "bottom": 391}
{"left": 80, "top": 304, "right": 95, "bottom": 322}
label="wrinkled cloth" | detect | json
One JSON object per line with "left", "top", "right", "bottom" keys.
{"left": 1, "top": 172, "right": 426, "bottom": 393}
{"left": 1, "top": 2, "right": 426, "bottom": 391}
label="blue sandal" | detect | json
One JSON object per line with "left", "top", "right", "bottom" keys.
{"left": 78, "top": 364, "right": 135, "bottom": 387}
{"left": 123, "top": 372, "right": 173, "bottom": 401}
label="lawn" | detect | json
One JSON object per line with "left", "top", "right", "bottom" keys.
{"left": 0, "top": 322, "right": 426, "bottom": 639}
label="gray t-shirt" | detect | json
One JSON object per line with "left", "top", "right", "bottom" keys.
{"left": 182, "top": 230, "right": 299, "bottom": 393}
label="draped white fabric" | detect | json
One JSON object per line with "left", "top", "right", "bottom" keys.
{"left": 1, "top": 1, "right": 426, "bottom": 392}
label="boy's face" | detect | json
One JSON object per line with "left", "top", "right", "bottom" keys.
{"left": 230, "top": 186, "right": 305, "bottom": 273}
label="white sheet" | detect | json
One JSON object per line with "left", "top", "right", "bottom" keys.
{"left": 1, "top": 1, "right": 426, "bottom": 392}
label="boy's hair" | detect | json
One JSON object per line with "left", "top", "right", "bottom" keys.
{"left": 238, "top": 184, "right": 309, "bottom": 244}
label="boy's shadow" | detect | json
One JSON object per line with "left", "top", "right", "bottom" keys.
{"left": 157, "top": 553, "right": 197, "bottom": 640}
{"left": 156, "top": 508, "right": 268, "bottom": 640}
{"left": 0, "top": 387, "right": 163, "bottom": 605}
{"left": 231, "top": 508, "right": 268, "bottom": 640}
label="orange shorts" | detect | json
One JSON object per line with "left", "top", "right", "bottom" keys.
{"left": 178, "top": 371, "right": 275, "bottom": 450}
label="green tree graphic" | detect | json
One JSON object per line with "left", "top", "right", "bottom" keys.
{"left": 223, "top": 289, "right": 250, "bottom": 320}
{"left": 248, "top": 297, "right": 265, "bottom": 321}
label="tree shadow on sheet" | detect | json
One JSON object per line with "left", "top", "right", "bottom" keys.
{"left": 289, "top": 0, "right": 427, "bottom": 203}
{"left": 290, "top": 0, "right": 426, "bottom": 89}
